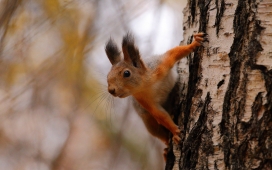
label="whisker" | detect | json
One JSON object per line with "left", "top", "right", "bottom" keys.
{"left": 109, "top": 95, "right": 116, "bottom": 126}
{"left": 104, "top": 94, "right": 113, "bottom": 126}
{"left": 82, "top": 91, "right": 108, "bottom": 114}
{"left": 91, "top": 82, "right": 108, "bottom": 91}
{"left": 93, "top": 92, "right": 109, "bottom": 116}
{"left": 93, "top": 87, "right": 107, "bottom": 94}
{"left": 104, "top": 93, "right": 115, "bottom": 125}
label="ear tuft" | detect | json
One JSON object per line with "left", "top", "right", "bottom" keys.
{"left": 122, "top": 33, "right": 141, "bottom": 68}
{"left": 122, "top": 32, "right": 135, "bottom": 48}
{"left": 105, "top": 38, "right": 121, "bottom": 65}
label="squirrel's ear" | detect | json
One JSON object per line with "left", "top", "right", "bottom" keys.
{"left": 105, "top": 38, "right": 121, "bottom": 65}
{"left": 122, "top": 33, "right": 146, "bottom": 69}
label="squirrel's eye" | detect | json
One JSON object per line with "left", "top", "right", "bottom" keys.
{"left": 123, "top": 70, "right": 130, "bottom": 77}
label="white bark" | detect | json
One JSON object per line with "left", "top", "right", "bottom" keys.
{"left": 166, "top": 0, "right": 272, "bottom": 169}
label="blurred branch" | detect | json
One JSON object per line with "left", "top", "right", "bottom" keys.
{"left": 0, "top": 0, "right": 22, "bottom": 56}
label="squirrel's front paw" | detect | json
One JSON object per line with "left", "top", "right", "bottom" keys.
{"left": 172, "top": 129, "right": 181, "bottom": 144}
{"left": 193, "top": 32, "right": 209, "bottom": 47}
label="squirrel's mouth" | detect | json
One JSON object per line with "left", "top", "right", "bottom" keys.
{"left": 118, "top": 93, "right": 129, "bottom": 98}
{"left": 109, "top": 92, "right": 125, "bottom": 98}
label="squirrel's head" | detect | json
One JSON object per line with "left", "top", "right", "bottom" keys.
{"left": 105, "top": 33, "right": 147, "bottom": 98}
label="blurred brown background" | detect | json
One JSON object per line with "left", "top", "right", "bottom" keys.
{"left": 0, "top": 0, "right": 186, "bottom": 169}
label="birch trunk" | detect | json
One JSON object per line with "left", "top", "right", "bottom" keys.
{"left": 166, "top": 0, "right": 272, "bottom": 169}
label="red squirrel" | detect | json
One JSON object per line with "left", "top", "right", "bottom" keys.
{"left": 105, "top": 32, "right": 206, "bottom": 157}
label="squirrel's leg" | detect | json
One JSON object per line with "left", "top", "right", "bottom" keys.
{"left": 134, "top": 95, "right": 181, "bottom": 143}
{"left": 154, "top": 33, "right": 207, "bottom": 80}
{"left": 166, "top": 32, "right": 206, "bottom": 63}
{"left": 135, "top": 95, "right": 180, "bottom": 143}
{"left": 146, "top": 103, "right": 181, "bottom": 144}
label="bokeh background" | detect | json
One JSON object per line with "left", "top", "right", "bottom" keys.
{"left": 0, "top": 0, "right": 187, "bottom": 169}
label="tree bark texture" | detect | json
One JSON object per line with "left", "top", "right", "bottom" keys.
{"left": 166, "top": 0, "right": 272, "bottom": 169}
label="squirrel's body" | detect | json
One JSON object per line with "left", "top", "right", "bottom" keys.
{"left": 132, "top": 55, "right": 178, "bottom": 144}
{"left": 105, "top": 32, "right": 206, "bottom": 157}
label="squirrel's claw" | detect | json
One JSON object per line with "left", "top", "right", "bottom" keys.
{"left": 173, "top": 135, "right": 181, "bottom": 144}
{"left": 193, "top": 32, "right": 209, "bottom": 47}
{"left": 175, "top": 128, "right": 181, "bottom": 134}
{"left": 172, "top": 128, "right": 181, "bottom": 144}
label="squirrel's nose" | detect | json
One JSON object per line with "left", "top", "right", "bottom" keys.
{"left": 108, "top": 88, "right": 116, "bottom": 95}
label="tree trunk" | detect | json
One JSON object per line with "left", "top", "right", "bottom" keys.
{"left": 166, "top": 0, "right": 272, "bottom": 169}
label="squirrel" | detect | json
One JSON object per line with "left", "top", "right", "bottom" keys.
{"left": 105, "top": 32, "right": 206, "bottom": 158}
